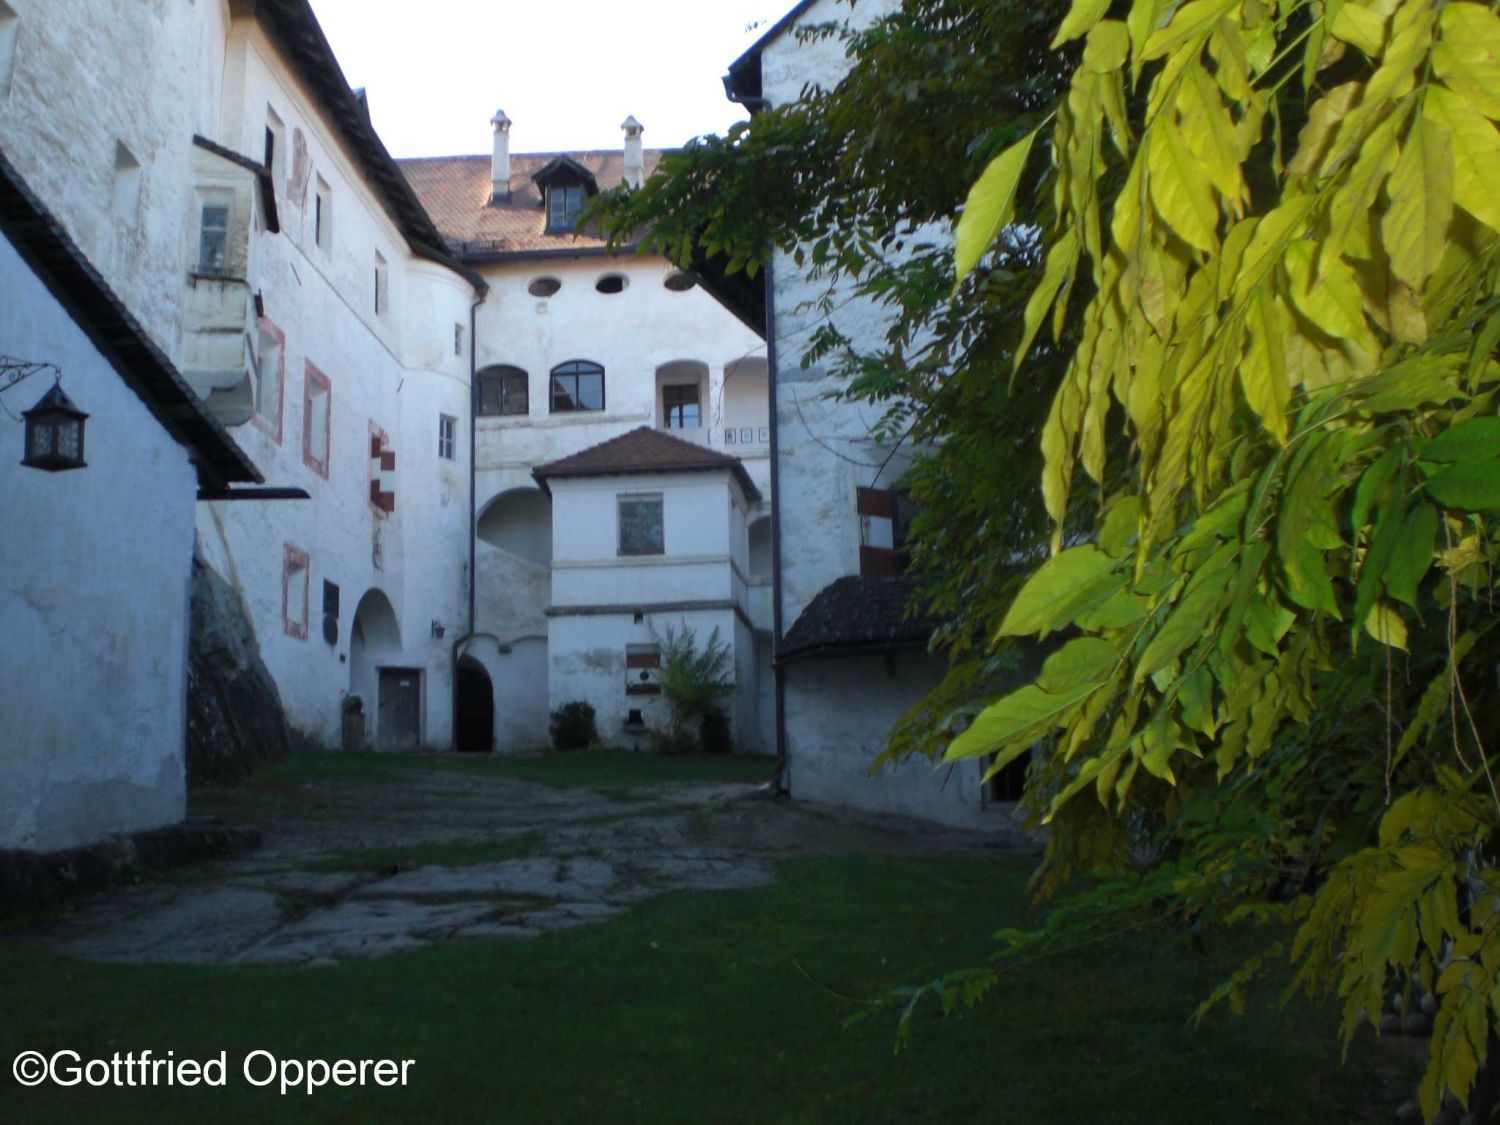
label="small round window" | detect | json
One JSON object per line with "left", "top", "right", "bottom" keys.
{"left": 595, "top": 273, "right": 628, "bottom": 295}
{"left": 527, "top": 276, "right": 562, "bottom": 298}
{"left": 663, "top": 272, "right": 697, "bottom": 292}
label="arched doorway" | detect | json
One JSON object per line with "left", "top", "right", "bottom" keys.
{"left": 455, "top": 656, "right": 494, "bottom": 754}
{"left": 350, "top": 589, "right": 413, "bottom": 749}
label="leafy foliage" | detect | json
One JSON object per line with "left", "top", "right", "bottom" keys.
{"left": 944, "top": 0, "right": 1500, "bottom": 1114}
{"left": 600, "top": 0, "right": 1500, "bottom": 1112}
{"left": 655, "top": 624, "right": 734, "bottom": 752}
{"left": 549, "top": 701, "right": 598, "bottom": 751}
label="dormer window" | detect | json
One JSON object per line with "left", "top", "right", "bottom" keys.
{"left": 547, "top": 184, "right": 585, "bottom": 233}
{"left": 532, "top": 156, "right": 598, "bottom": 236}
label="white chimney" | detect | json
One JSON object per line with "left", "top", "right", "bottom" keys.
{"left": 621, "top": 115, "right": 644, "bottom": 190}
{"left": 490, "top": 108, "right": 512, "bottom": 202}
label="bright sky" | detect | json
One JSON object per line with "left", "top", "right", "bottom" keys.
{"left": 306, "top": 0, "right": 786, "bottom": 158}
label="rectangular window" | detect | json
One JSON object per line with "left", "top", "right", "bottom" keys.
{"left": 550, "top": 362, "right": 604, "bottom": 413}
{"left": 374, "top": 251, "right": 389, "bottom": 317}
{"left": 282, "top": 544, "right": 310, "bottom": 640}
{"left": 438, "top": 414, "right": 457, "bottom": 461}
{"left": 253, "top": 318, "right": 284, "bottom": 441}
{"left": 454, "top": 323, "right": 465, "bottom": 357}
{"left": 478, "top": 367, "right": 528, "bottom": 417}
{"left": 314, "top": 175, "right": 332, "bottom": 253}
{"left": 264, "top": 107, "right": 285, "bottom": 189}
{"left": 546, "top": 184, "right": 585, "bottom": 232}
{"left": 113, "top": 142, "right": 141, "bottom": 223}
{"left": 663, "top": 384, "right": 701, "bottom": 429}
{"left": 303, "top": 362, "right": 331, "bottom": 477}
{"left": 618, "top": 493, "right": 664, "bottom": 557}
{"left": 197, "top": 203, "right": 230, "bottom": 274}
{"left": 321, "top": 579, "right": 339, "bottom": 647}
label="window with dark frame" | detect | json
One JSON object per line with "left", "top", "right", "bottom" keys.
{"left": 198, "top": 203, "right": 229, "bottom": 274}
{"left": 662, "top": 383, "right": 700, "bottom": 429}
{"left": 550, "top": 360, "right": 604, "bottom": 413}
{"left": 477, "top": 366, "right": 529, "bottom": 417}
{"left": 438, "top": 414, "right": 457, "bottom": 460}
{"left": 546, "top": 184, "right": 585, "bottom": 233}
{"left": 618, "top": 493, "right": 664, "bottom": 557}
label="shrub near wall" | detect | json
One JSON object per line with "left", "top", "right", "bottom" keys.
{"left": 549, "top": 702, "right": 597, "bottom": 751}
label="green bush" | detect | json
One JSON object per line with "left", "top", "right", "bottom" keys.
{"left": 549, "top": 701, "right": 597, "bottom": 751}
{"left": 656, "top": 624, "right": 733, "bottom": 748}
{"left": 699, "top": 708, "right": 732, "bottom": 755}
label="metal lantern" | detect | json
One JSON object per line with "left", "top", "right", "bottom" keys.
{"left": 21, "top": 382, "right": 88, "bottom": 471}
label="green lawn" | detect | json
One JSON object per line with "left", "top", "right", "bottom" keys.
{"left": 221, "top": 748, "right": 776, "bottom": 789}
{"left": 0, "top": 856, "right": 1407, "bottom": 1123}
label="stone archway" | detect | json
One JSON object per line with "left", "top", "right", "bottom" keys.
{"left": 455, "top": 655, "right": 494, "bottom": 754}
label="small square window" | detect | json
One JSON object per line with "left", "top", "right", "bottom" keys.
{"left": 438, "top": 414, "right": 457, "bottom": 461}
{"left": 618, "top": 494, "right": 664, "bottom": 557}
{"left": 198, "top": 203, "right": 230, "bottom": 274}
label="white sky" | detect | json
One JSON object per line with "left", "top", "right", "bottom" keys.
{"left": 306, "top": 0, "right": 787, "bottom": 158}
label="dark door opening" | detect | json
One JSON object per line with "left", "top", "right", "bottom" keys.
{"left": 987, "top": 748, "right": 1031, "bottom": 803}
{"left": 456, "top": 657, "right": 494, "bottom": 754}
{"left": 378, "top": 668, "right": 421, "bottom": 750}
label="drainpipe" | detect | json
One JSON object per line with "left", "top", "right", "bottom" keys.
{"left": 765, "top": 259, "right": 789, "bottom": 794}
{"left": 450, "top": 287, "right": 485, "bottom": 753}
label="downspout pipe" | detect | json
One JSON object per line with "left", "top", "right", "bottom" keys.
{"left": 450, "top": 285, "right": 486, "bottom": 752}
{"left": 765, "top": 259, "right": 789, "bottom": 794}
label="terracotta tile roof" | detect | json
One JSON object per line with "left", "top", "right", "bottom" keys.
{"left": 532, "top": 426, "right": 760, "bottom": 502}
{"left": 779, "top": 575, "right": 937, "bottom": 663}
{"left": 398, "top": 150, "right": 664, "bottom": 259}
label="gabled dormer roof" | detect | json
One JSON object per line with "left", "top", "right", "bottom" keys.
{"left": 532, "top": 426, "right": 760, "bottom": 503}
{"left": 531, "top": 156, "right": 599, "bottom": 196}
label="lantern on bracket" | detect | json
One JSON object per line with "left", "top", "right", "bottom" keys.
{"left": 21, "top": 382, "right": 88, "bottom": 471}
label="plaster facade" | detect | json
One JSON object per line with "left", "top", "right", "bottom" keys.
{"left": 751, "top": 0, "right": 1007, "bottom": 826}
{"left": 0, "top": 230, "right": 196, "bottom": 851}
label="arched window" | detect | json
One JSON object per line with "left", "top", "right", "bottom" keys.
{"left": 550, "top": 360, "right": 605, "bottom": 413}
{"left": 477, "top": 365, "right": 528, "bottom": 417}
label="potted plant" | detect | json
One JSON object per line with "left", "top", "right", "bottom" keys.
{"left": 341, "top": 692, "right": 364, "bottom": 753}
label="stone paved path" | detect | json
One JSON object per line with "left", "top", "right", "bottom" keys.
{"left": 22, "top": 760, "right": 1037, "bottom": 966}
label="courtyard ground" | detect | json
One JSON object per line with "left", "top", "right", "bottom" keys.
{"left": 1, "top": 751, "right": 1416, "bottom": 1122}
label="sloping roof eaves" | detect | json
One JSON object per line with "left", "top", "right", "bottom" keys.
{"left": 191, "top": 134, "right": 280, "bottom": 234}
{"left": 724, "top": 0, "right": 822, "bottom": 103}
{"left": 531, "top": 426, "right": 761, "bottom": 503}
{"left": 0, "top": 149, "right": 261, "bottom": 490}
{"left": 779, "top": 574, "right": 935, "bottom": 663}
{"left": 250, "top": 0, "right": 460, "bottom": 272}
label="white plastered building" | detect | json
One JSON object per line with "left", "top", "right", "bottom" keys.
{"left": 717, "top": 0, "right": 1017, "bottom": 828}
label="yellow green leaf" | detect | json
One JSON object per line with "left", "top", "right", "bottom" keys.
{"left": 1147, "top": 124, "right": 1220, "bottom": 252}
{"left": 1083, "top": 20, "right": 1130, "bottom": 73}
{"left": 945, "top": 681, "right": 1100, "bottom": 761}
{"left": 1329, "top": 2, "right": 1388, "bottom": 56}
{"left": 1382, "top": 110, "right": 1454, "bottom": 289}
{"left": 1142, "top": 0, "right": 1237, "bottom": 62}
{"left": 954, "top": 129, "right": 1038, "bottom": 284}
{"left": 1432, "top": 41, "right": 1500, "bottom": 121}
{"left": 1241, "top": 288, "right": 1291, "bottom": 441}
{"left": 1051, "top": 0, "right": 1112, "bottom": 49}
{"left": 1283, "top": 240, "right": 1367, "bottom": 341}
{"left": 1015, "top": 229, "right": 1079, "bottom": 374}
{"left": 998, "top": 544, "right": 1121, "bottom": 637}
{"left": 1365, "top": 601, "right": 1408, "bottom": 650}
{"left": 1424, "top": 85, "right": 1500, "bottom": 235}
